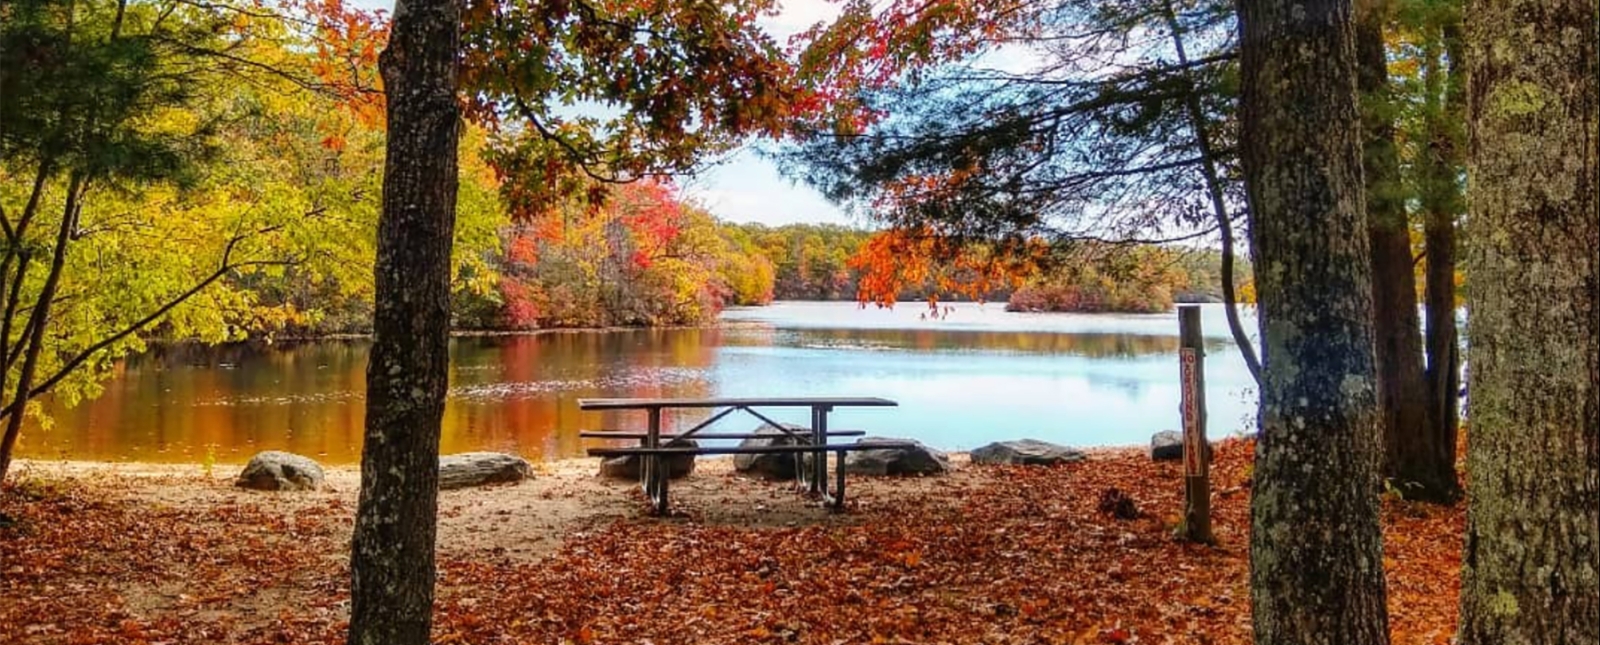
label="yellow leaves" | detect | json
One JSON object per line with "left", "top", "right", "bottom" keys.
{"left": 1236, "top": 280, "right": 1258, "bottom": 304}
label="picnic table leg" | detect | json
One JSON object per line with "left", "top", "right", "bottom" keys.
{"left": 832, "top": 448, "right": 846, "bottom": 510}
{"left": 646, "top": 407, "right": 665, "bottom": 514}
{"left": 811, "top": 405, "right": 829, "bottom": 497}
{"left": 656, "top": 465, "right": 670, "bottom": 514}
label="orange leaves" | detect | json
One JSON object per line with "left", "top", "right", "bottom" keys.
{"left": 290, "top": 0, "right": 389, "bottom": 128}
{"left": 1, "top": 439, "right": 1469, "bottom": 644}
{"left": 850, "top": 227, "right": 1042, "bottom": 306}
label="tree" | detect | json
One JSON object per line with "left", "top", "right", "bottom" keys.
{"left": 1456, "top": 0, "right": 1598, "bottom": 638}
{"left": 1356, "top": 0, "right": 1457, "bottom": 502}
{"left": 785, "top": 0, "right": 1263, "bottom": 371}
{"left": 345, "top": 0, "right": 460, "bottom": 643}
{"left": 489, "top": 181, "right": 771, "bottom": 328}
{"left": 1237, "top": 0, "right": 1390, "bottom": 643}
{"left": 1407, "top": 0, "right": 1466, "bottom": 505}
{"left": 0, "top": 0, "right": 337, "bottom": 482}
{"left": 324, "top": 1, "right": 801, "bottom": 641}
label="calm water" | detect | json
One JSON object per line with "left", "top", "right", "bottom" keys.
{"left": 22, "top": 302, "right": 1259, "bottom": 464}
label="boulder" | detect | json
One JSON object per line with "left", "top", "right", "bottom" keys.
{"left": 439, "top": 452, "right": 533, "bottom": 490}
{"left": 843, "top": 437, "right": 950, "bottom": 476}
{"left": 236, "top": 451, "right": 325, "bottom": 491}
{"left": 599, "top": 438, "right": 697, "bottom": 480}
{"left": 1150, "top": 430, "right": 1214, "bottom": 461}
{"left": 970, "top": 439, "right": 1087, "bottom": 466}
{"left": 733, "top": 423, "right": 813, "bottom": 479}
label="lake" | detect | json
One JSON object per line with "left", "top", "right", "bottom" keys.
{"left": 20, "top": 301, "right": 1259, "bottom": 464}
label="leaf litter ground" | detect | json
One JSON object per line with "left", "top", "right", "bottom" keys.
{"left": 0, "top": 439, "right": 1464, "bottom": 644}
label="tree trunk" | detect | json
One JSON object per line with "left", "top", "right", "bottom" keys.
{"left": 345, "top": 0, "right": 461, "bottom": 642}
{"left": 1457, "top": 0, "right": 1599, "bottom": 639}
{"left": 1237, "top": 0, "right": 1390, "bottom": 641}
{"left": 1355, "top": 0, "right": 1453, "bottom": 502}
{"left": 1160, "top": 0, "right": 1263, "bottom": 387}
{"left": 0, "top": 174, "right": 84, "bottom": 483}
{"left": 1419, "top": 18, "right": 1465, "bottom": 504}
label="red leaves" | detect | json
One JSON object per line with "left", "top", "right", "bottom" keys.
{"left": 2, "top": 440, "right": 1468, "bottom": 644}
{"left": 793, "top": 0, "right": 1046, "bottom": 132}
{"left": 850, "top": 227, "right": 1041, "bottom": 306}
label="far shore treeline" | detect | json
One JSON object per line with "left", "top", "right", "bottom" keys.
{"left": 253, "top": 204, "right": 1253, "bottom": 337}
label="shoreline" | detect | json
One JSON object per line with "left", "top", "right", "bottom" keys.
{"left": 146, "top": 300, "right": 1248, "bottom": 347}
{"left": 9, "top": 444, "right": 1164, "bottom": 473}
{"left": 11, "top": 440, "right": 1167, "bottom": 471}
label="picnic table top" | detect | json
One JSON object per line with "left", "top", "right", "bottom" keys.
{"left": 577, "top": 396, "right": 897, "bottom": 410}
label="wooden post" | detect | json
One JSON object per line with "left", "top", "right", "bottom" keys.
{"left": 1178, "top": 305, "right": 1214, "bottom": 543}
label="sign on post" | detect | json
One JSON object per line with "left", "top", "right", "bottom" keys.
{"left": 1177, "top": 306, "right": 1213, "bottom": 544}
{"left": 1180, "top": 348, "right": 1201, "bottom": 476}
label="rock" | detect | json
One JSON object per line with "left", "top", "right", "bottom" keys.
{"left": 1150, "top": 430, "right": 1214, "bottom": 461}
{"left": 733, "top": 423, "right": 813, "bottom": 479}
{"left": 970, "top": 439, "right": 1087, "bottom": 466}
{"left": 844, "top": 437, "right": 950, "bottom": 476}
{"left": 439, "top": 452, "right": 533, "bottom": 490}
{"left": 236, "top": 451, "right": 325, "bottom": 491}
{"left": 598, "top": 438, "right": 697, "bottom": 480}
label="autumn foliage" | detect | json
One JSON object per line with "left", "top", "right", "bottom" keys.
{"left": 477, "top": 180, "right": 775, "bottom": 329}
{"left": 1, "top": 439, "right": 1466, "bottom": 644}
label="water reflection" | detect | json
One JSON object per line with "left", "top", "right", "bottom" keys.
{"left": 23, "top": 303, "right": 1260, "bottom": 464}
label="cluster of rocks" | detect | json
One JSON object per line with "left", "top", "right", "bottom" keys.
{"left": 236, "top": 427, "right": 1226, "bottom": 491}
{"left": 234, "top": 450, "right": 533, "bottom": 492}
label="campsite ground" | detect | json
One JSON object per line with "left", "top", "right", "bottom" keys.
{"left": 0, "top": 440, "right": 1463, "bottom": 644}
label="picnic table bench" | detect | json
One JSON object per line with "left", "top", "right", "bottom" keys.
{"left": 579, "top": 396, "right": 900, "bottom": 513}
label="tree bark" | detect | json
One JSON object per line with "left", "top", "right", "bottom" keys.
{"left": 1419, "top": 18, "right": 1465, "bottom": 504}
{"left": 1237, "top": 0, "right": 1390, "bottom": 640}
{"left": 1355, "top": 0, "right": 1454, "bottom": 502}
{"left": 1457, "top": 0, "right": 1599, "bottom": 640}
{"left": 345, "top": 0, "right": 461, "bottom": 642}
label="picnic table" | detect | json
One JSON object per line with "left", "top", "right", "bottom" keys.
{"left": 579, "top": 397, "right": 899, "bottom": 513}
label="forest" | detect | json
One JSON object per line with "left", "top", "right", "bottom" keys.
{"left": 0, "top": 0, "right": 1593, "bottom": 643}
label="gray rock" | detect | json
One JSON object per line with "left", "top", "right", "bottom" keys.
{"left": 236, "top": 451, "right": 325, "bottom": 491}
{"left": 733, "top": 423, "right": 813, "bottom": 479}
{"left": 1150, "top": 430, "right": 1214, "bottom": 461}
{"left": 970, "top": 439, "right": 1087, "bottom": 466}
{"left": 439, "top": 452, "right": 533, "bottom": 490}
{"left": 599, "top": 438, "right": 697, "bottom": 480}
{"left": 844, "top": 437, "right": 950, "bottom": 476}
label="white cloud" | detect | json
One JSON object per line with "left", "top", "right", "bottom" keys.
{"left": 760, "top": 0, "right": 845, "bottom": 40}
{"left": 683, "top": 149, "right": 854, "bottom": 227}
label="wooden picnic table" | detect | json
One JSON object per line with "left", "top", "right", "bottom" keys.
{"left": 578, "top": 396, "right": 898, "bottom": 513}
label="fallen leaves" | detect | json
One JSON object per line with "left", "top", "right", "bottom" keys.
{"left": 0, "top": 440, "right": 1466, "bottom": 644}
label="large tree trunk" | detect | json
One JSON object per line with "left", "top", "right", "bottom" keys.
{"left": 1237, "top": 0, "right": 1390, "bottom": 641}
{"left": 1418, "top": 18, "right": 1465, "bottom": 504}
{"left": 346, "top": 0, "right": 461, "bottom": 642}
{"left": 1457, "top": 0, "right": 1599, "bottom": 639}
{"left": 1355, "top": 0, "right": 1453, "bottom": 502}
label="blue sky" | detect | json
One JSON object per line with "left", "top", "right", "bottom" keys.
{"left": 345, "top": 0, "right": 853, "bottom": 226}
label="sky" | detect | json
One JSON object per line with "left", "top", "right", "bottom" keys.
{"left": 683, "top": 1, "right": 856, "bottom": 228}
{"left": 343, "top": 0, "right": 855, "bottom": 227}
